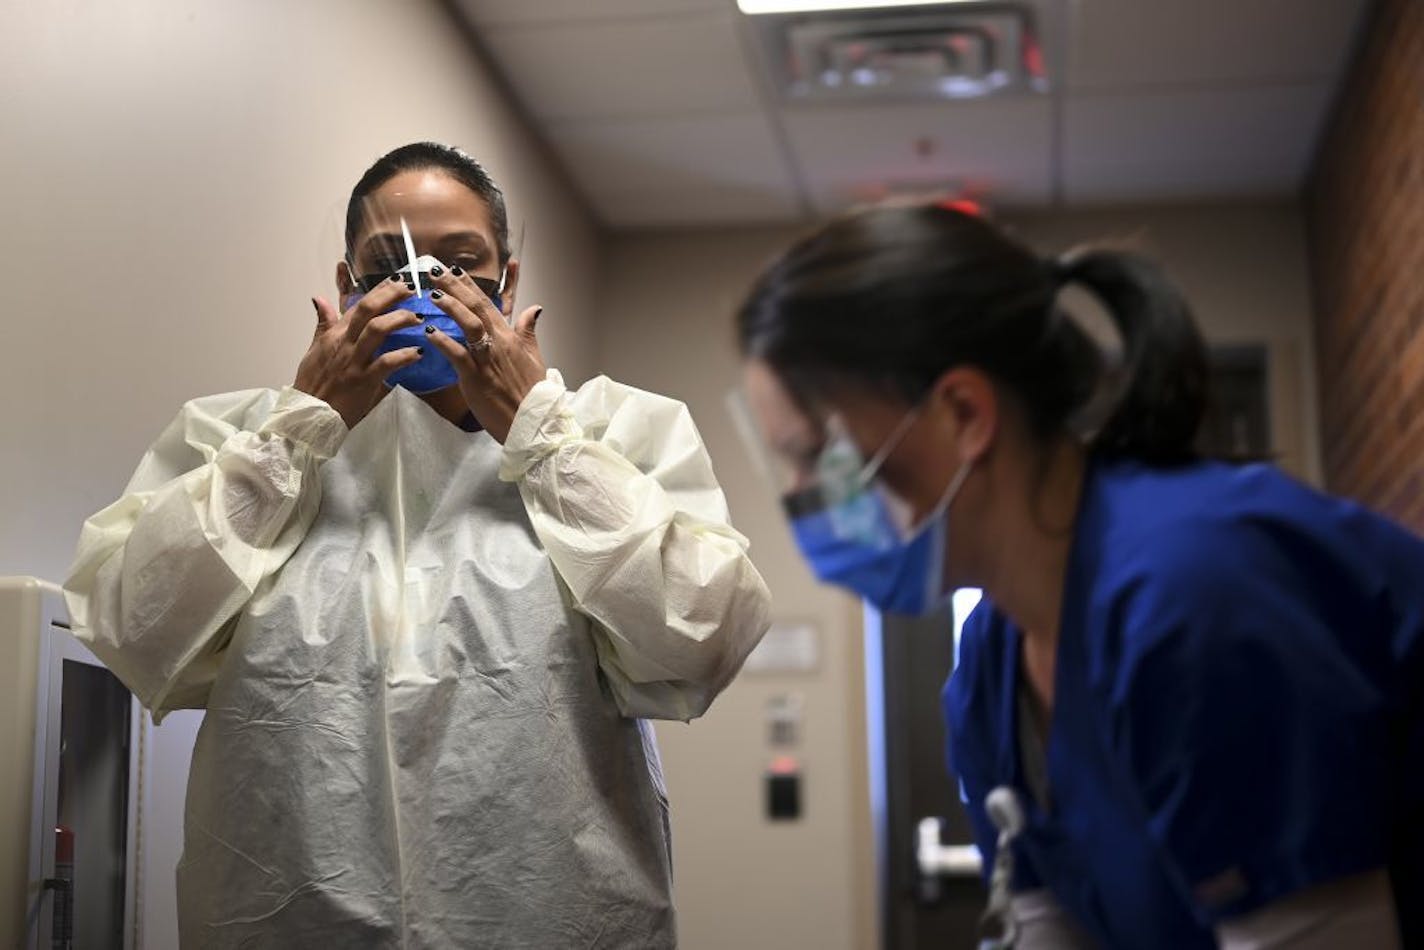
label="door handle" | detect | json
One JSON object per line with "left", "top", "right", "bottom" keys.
{"left": 913, "top": 816, "right": 982, "bottom": 904}
{"left": 917, "top": 816, "right": 982, "bottom": 876}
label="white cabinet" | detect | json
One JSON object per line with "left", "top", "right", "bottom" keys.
{"left": 1, "top": 578, "right": 199, "bottom": 950}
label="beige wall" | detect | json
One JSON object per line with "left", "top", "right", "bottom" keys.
{"left": 598, "top": 201, "right": 1321, "bottom": 950}
{"left": 600, "top": 225, "right": 878, "bottom": 950}
{"left": 0, "top": 0, "right": 601, "bottom": 584}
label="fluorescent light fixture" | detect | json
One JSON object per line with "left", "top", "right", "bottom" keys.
{"left": 738, "top": 0, "right": 973, "bottom": 13}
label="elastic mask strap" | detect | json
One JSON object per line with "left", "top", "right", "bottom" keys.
{"left": 499, "top": 219, "right": 526, "bottom": 298}
{"left": 399, "top": 216, "right": 422, "bottom": 298}
{"left": 932, "top": 459, "right": 974, "bottom": 521}
{"left": 904, "top": 458, "right": 974, "bottom": 538}
{"left": 857, "top": 407, "right": 923, "bottom": 489}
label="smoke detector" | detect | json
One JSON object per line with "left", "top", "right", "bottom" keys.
{"left": 748, "top": 3, "right": 1047, "bottom": 102}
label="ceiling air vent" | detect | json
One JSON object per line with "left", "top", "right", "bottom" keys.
{"left": 753, "top": 4, "right": 1047, "bottom": 102}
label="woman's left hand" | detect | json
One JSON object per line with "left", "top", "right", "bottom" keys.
{"left": 421, "top": 267, "right": 547, "bottom": 444}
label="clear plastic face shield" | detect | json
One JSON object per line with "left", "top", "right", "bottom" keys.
{"left": 728, "top": 385, "right": 970, "bottom": 616}
{"left": 729, "top": 392, "right": 924, "bottom": 537}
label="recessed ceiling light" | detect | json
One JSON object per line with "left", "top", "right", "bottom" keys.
{"left": 737, "top": 0, "right": 975, "bottom": 14}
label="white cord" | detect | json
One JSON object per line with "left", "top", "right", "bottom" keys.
{"left": 978, "top": 787, "right": 1026, "bottom": 949}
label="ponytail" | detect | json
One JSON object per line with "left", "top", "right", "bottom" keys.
{"left": 1056, "top": 250, "right": 1208, "bottom": 464}
{"left": 736, "top": 205, "right": 1210, "bottom": 467}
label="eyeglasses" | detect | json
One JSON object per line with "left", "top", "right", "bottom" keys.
{"left": 354, "top": 269, "right": 504, "bottom": 302}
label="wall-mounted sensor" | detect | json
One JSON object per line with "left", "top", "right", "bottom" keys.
{"left": 766, "top": 755, "right": 802, "bottom": 821}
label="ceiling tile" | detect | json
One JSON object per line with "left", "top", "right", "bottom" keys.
{"left": 482, "top": 13, "right": 760, "bottom": 121}
{"left": 456, "top": 0, "right": 731, "bottom": 27}
{"left": 452, "top": 0, "right": 1363, "bottom": 226}
{"left": 586, "top": 184, "right": 803, "bottom": 229}
{"left": 546, "top": 112, "right": 797, "bottom": 198}
{"left": 1064, "top": 82, "right": 1334, "bottom": 203}
{"left": 782, "top": 96, "right": 1055, "bottom": 213}
{"left": 1067, "top": 0, "right": 1370, "bottom": 89}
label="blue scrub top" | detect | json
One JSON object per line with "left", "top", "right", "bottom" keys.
{"left": 944, "top": 458, "right": 1424, "bottom": 948}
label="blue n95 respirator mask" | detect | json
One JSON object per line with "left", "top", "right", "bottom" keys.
{"left": 344, "top": 253, "right": 505, "bottom": 395}
{"left": 729, "top": 394, "right": 971, "bottom": 616}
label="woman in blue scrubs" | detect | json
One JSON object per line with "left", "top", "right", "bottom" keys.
{"left": 734, "top": 203, "right": 1422, "bottom": 948}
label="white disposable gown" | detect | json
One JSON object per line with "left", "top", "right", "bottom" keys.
{"left": 64, "top": 371, "right": 772, "bottom": 948}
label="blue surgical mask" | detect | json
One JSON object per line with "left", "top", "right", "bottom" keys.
{"left": 726, "top": 390, "right": 973, "bottom": 614}
{"left": 788, "top": 460, "right": 971, "bottom": 616}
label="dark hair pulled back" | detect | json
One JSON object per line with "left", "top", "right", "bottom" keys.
{"left": 735, "top": 205, "right": 1208, "bottom": 464}
{"left": 345, "top": 141, "right": 511, "bottom": 267}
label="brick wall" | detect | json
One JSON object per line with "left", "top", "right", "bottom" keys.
{"left": 1305, "top": 0, "right": 1424, "bottom": 529}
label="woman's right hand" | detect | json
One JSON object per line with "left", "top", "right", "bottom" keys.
{"left": 294, "top": 278, "right": 423, "bottom": 429}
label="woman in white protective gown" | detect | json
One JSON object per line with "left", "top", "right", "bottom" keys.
{"left": 64, "top": 142, "right": 772, "bottom": 949}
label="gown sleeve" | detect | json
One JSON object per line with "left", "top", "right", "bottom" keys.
{"left": 63, "top": 387, "right": 347, "bottom": 718}
{"left": 500, "top": 370, "right": 773, "bottom": 721}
